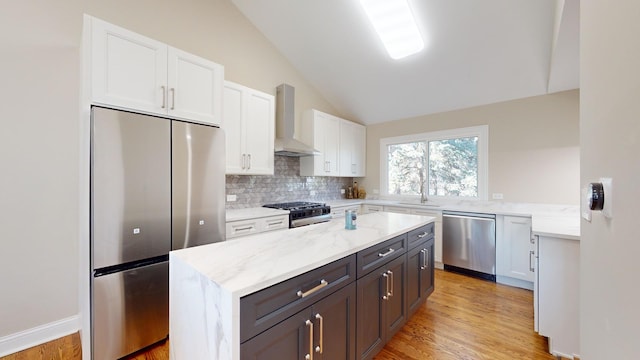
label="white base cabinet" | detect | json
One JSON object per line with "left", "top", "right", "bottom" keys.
{"left": 223, "top": 81, "right": 275, "bottom": 175}
{"left": 226, "top": 214, "right": 288, "bottom": 240}
{"left": 535, "top": 234, "right": 580, "bottom": 359}
{"left": 361, "top": 205, "right": 383, "bottom": 214}
{"left": 384, "top": 206, "right": 443, "bottom": 268}
{"left": 408, "top": 209, "right": 443, "bottom": 268}
{"left": 496, "top": 215, "right": 534, "bottom": 289}
{"left": 88, "top": 15, "right": 223, "bottom": 125}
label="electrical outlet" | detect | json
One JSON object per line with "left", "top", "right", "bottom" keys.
{"left": 492, "top": 193, "right": 504, "bottom": 200}
{"left": 373, "top": 189, "right": 379, "bottom": 194}
{"left": 310, "top": 190, "right": 317, "bottom": 196}
{"left": 226, "top": 194, "right": 237, "bottom": 202}
{"left": 340, "top": 189, "right": 345, "bottom": 194}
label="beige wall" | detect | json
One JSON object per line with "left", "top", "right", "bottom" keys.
{"left": 0, "top": 0, "right": 337, "bottom": 356}
{"left": 580, "top": 1, "right": 640, "bottom": 358}
{"left": 0, "top": 0, "right": 82, "bottom": 342}
{"left": 361, "top": 90, "right": 580, "bottom": 205}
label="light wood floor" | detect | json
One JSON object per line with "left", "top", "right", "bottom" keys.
{"left": 1, "top": 269, "right": 556, "bottom": 360}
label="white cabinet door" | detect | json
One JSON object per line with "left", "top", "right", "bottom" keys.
{"left": 339, "top": 121, "right": 366, "bottom": 177}
{"left": 322, "top": 114, "right": 340, "bottom": 176}
{"left": 300, "top": 110, "right": 340, "bottom": 176}
{"left": 244, "top": 90, "right": 275, "bottom": 175}
{"left": 410, "top": 209, "right": 443, "bottom": 266}
{"left": 223, "top": 83, "right": 245, "bottom": 173}
{"left": 497, "top": 216, "right": 534, "bottom": 283}
{"left": 167, "top": 47, "right": 223, "bottom": 125}
{"left": 91, "top": 17, "right": 167, "bottom": 114}
{"left": 537, "top": 235, "right": 580, "bottom": 358}
{"left": 89, "top": 16, "right": 223, "bottom": 125}
{"left": 223, "top": 81, "right": 274, "bottom": 175}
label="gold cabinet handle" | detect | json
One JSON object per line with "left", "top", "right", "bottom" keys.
{"left": 305, "top": 319, "right": 313, "bottom": 360}
{"left": 315, "top": 313, "right": 323, "bottom": 354}
{"left": 297, "top": 279, "right": 328, "bottom": 298}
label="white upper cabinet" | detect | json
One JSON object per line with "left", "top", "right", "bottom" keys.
{"left": 88, "top": 16, "right": 223, "bottom": 125}
{"left": 223, "top": 81, "right": 275, "bottom": 175}
{"left": 339, "top": 120, "right": 366, "bottom": 177}
{"left": 300, "top": 110, "right": 340, "bottom": 176}
{"left": 167, "top": 47, "right": 224, "bottom": 124}
{"left": 301, "top": 109, "right": 365, "bottom": 177}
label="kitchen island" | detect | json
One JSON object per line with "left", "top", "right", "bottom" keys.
{"left": 170, "top": 212, "right": 435, "bottom": 360}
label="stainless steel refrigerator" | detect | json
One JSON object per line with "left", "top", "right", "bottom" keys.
{"left": 90, "top": 106, "right": 225, "bottom": 359}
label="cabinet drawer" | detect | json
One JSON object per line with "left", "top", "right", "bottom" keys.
{"left": 262, "top": 215, "right": 289, "bottom": 232}
{"left": 407, "top": 223, "right": 434, "bottom": 250}
{"left": 240, "top": 254, "right": 356, "bottom": 343}
{"left": 226, "top": 219, "right": 260, "bottom": 239}
{"left": 357, "top": 234, "right": 407, "bottom": 278}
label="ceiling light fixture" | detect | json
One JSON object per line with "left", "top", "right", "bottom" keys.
{"left": 359, "top": 0, "right": 424, "bottom": 60}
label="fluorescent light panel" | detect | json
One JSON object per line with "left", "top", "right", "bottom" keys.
{"left": 360, "top": 0, "right": 424, "bottom": 60}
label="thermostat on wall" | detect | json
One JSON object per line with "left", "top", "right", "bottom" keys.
{"left": 582, "top": 177, "right": 613, "bottom": 221}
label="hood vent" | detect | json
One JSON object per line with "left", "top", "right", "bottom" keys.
{"left": 275, "top": 84, "right": 319, "bottom": 157}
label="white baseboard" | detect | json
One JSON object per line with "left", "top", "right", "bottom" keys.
{"left": 435, "top": 261, "right": 444, "bottom": 270}
{"left": 496, "top": 275, "right": 534, "bottom": 290}
{"left": 0, "top": 315, "right": 80, "bottom": 357}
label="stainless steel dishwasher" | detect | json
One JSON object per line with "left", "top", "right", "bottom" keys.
{"left": 442, "top": 211, "right": 496, "bottom": 281}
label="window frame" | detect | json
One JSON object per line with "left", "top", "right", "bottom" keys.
{"left": 379, "top": 125, "right": 489, "bottom": 201}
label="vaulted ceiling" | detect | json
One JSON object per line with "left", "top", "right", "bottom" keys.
{"left": 231, "top": 0, "right": 579, "bottom": 125}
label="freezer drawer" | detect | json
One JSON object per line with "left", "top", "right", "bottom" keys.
{"left": 92, "top": 261, "right": 169, "bottom": 360}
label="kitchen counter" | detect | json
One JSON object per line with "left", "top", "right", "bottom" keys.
{"left": 229, "top": 199, "right": 580, "bottom": 239}
{"left": 225, "top": 206, "right": 289, "bottom": 222}
{"left": 170, "top": 212, "right": 435, "bottom": 360}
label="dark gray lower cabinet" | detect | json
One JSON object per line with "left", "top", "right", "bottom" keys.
{"left": 407, "top": 237, "right": 435, "bottom": 317}
{"left": 356, "top": 254, "right": 407, "bottom": 360}
{"left": 241, "top": 282, "right": 356, "bottom": 360}
{"left": 240, "top": 224, "right": 435, "bottom": 360}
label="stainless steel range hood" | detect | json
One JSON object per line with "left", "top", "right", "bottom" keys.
{"left": 275, "top": 84, "right": 319, "bottom": 157}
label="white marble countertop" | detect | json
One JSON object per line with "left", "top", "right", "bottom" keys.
{"left": 170, "top": 212, "right": 434, "bottom": 360}
{"left": 172, "top": 212, "right": 434, "bottom": 298}
{"left": 532, "top": 215, "right": 580, "bottom": 240}
{"left": 225, "top": 207, "right": 289, "bottom": 222}
{"left": 227, "top": 199, "right": 581, "bottom": 239}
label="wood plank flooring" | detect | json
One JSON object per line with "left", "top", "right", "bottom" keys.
{"left": 0, "top": 269, "right": 556, "bottom": 360}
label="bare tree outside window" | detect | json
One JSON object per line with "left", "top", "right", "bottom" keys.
{"left": 428, "top": 137, "right": 478, "bottom": 197}
{"left": 388, "top": 142, "right": 426, "bottom": 196}
{"left": 386, "top": 136, "right": 478, "bottom": 198}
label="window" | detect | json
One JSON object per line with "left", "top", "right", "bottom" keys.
{"left": 380, "top": 126, "right": 488, "bottom": 201}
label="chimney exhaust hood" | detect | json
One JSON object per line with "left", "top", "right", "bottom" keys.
{"left": 275, "top": 84, "right": 320, "bottom": 157}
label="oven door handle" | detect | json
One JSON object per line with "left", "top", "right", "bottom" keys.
{"left": 291, "top": 214, "right": 333, "bottom": 228}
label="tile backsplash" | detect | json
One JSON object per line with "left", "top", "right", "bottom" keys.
{"left": 225, "top": 156, "right": 353, "bottom": 208}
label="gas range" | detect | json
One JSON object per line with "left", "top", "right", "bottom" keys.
{"left": 263, "top": 201, "right": 332, "bottom": 228}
